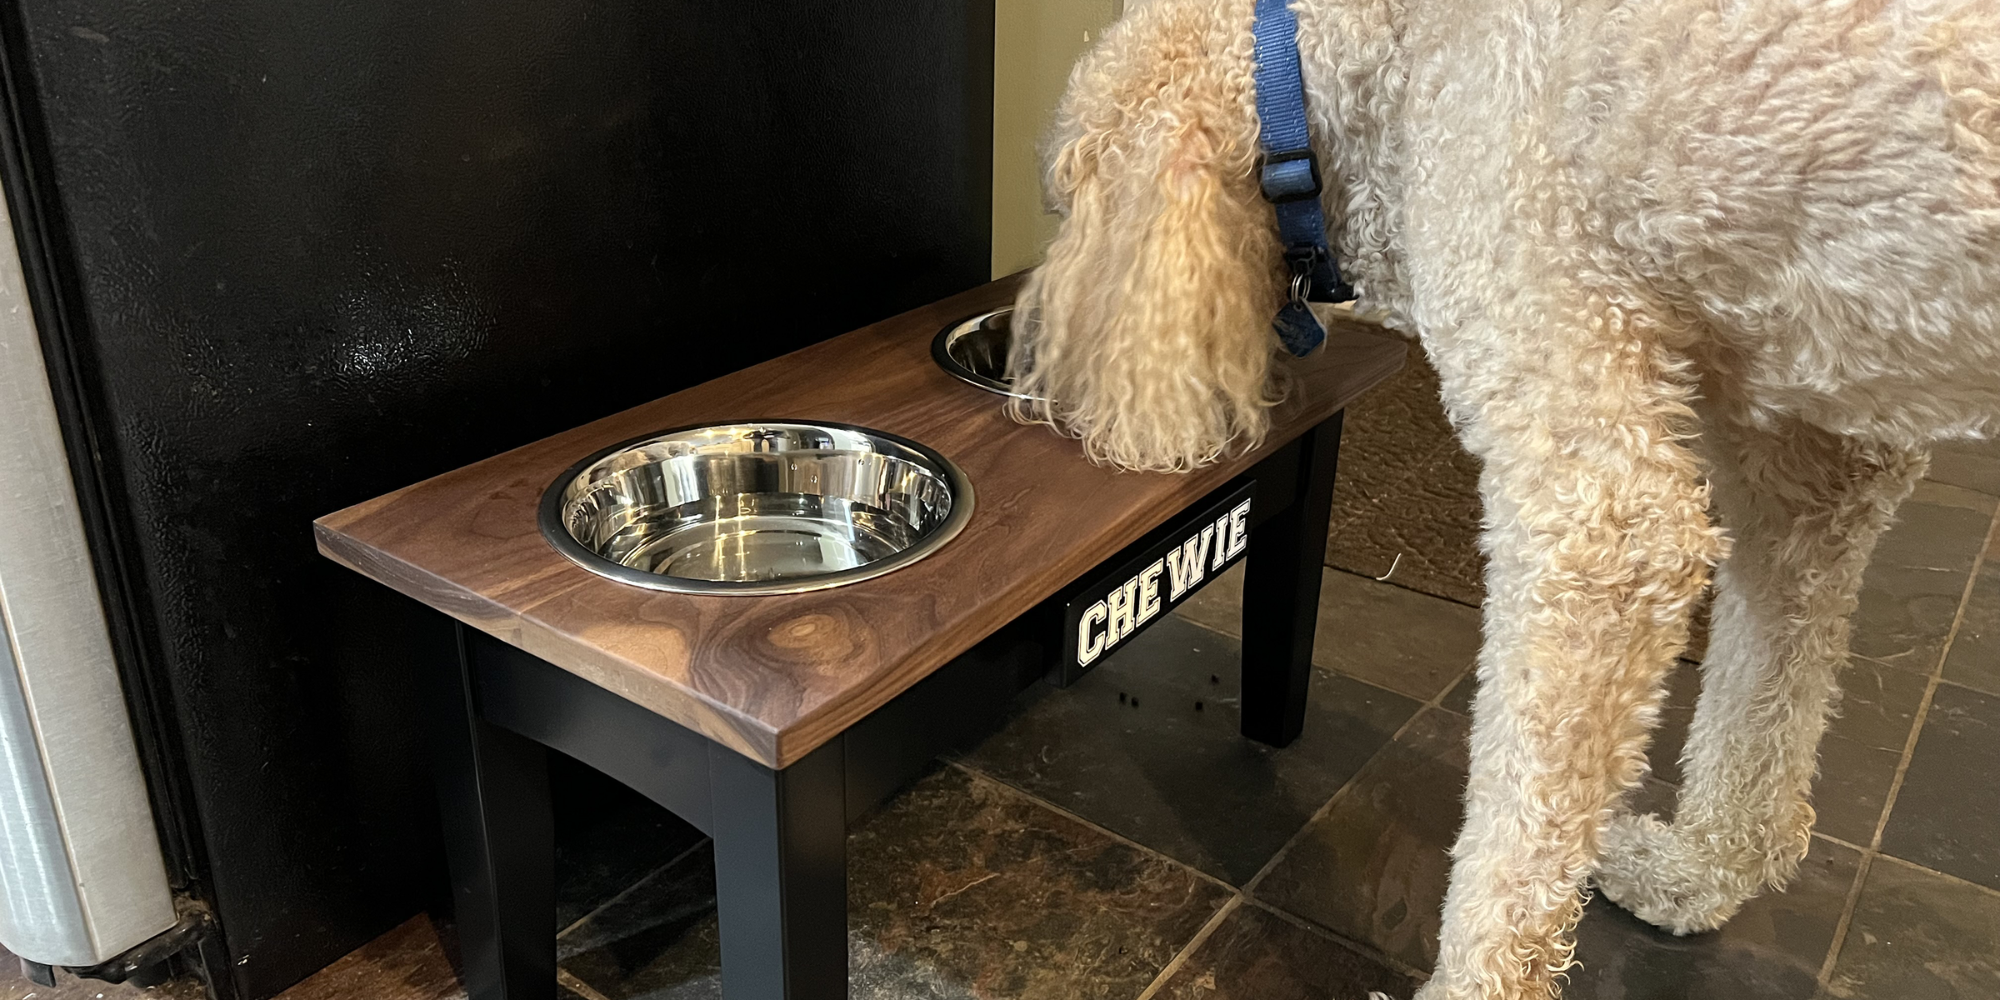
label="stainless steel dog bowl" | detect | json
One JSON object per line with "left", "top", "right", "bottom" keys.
{"left": 933, "top": 307, "right": 1038, "bottom": 399}
{"left": 541, "top": 422, "right": 974, "bottom": 595}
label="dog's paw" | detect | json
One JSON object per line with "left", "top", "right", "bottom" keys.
{"left": 1594, "top": 813, "right": 1743, "bottom": 935}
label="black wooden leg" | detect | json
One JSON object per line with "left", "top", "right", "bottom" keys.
{"left": 709, "top": 739, "right": 848, "bottom": 1000}
{"left": 432, "top": 625, "right": 556, "bottom": 1000}
{"left": 1241, "top": 411, "right": 1343, "bottom": 747}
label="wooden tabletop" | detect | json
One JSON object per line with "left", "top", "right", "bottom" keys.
{"left": 315, "top": 278, "right": 1406, "bottom": 768}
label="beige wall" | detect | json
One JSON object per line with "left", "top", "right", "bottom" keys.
{"left": 991, "top": 0, "right": 1123, "bottom": 278}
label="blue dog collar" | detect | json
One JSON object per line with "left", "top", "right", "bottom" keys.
{"left": 1252, "top": 0, "right": 1354, "bottom": 356}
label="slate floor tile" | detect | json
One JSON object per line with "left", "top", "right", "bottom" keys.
{"left": 561, "top": 767, "right": 1232, "bottom": 1000}
{"left": 1564, "top": 838, "right": 1862, "bottom": 1000}
{"left": 1251, "top": 708, "right": 1469, "bottom": 971}
{"left": 1879, "top": 684, "right": 2000, "bottom": 889}
{"left": 1169, "top": 562, "right": 1244, "bottom": 637}
{"left": 1925, "top": 437, "right": 2000, "bottom": 498}
{"left": 1644, "top": 661, "right": 1701, "bottom": 788}
{"left": 1252, "top": 701, "right": 1835, "bottom": 988}
{"left": 553, "top": 753, "right": 708, "bottom": 933}
{"left": 1423, "top": 490, "right": 1945, "bottom": 796}
{"left": 1625, "top": 774, "right": 1682, "bottom": 821}
{"left": 1624, "top": 618, "right": 1932, "bottom": 849}
{"left": 1827, "top": 658, "right": 1931, "bottom": 753}
{"left": 1175, "top": 565, "right": 1481, "bottom": 703}
{"left": 1849, "top": 483, "right": 1995, "bottom": 675}
{"left": 558, "top": 842, "right": 716, "bottom": 961}
{"left": 1685, "top": 589, "right": 1714, "bottom": 664}
{"left": 1823, "top": 858, "right": 2000, "bottom": 1000}
{"left": 1811, "top": 734, "right": 1901, "bottom": 846}
{"left": 1941, "top": 532, "right": 2000, "bottom": 697}
{"left": 955, "top": 615, "right": 1418, "bottom": 884}
{"left": 1439, "top": 672, "right": 1475, "bottom": 715}
{"left": 1310, "top": 567, "right": 1482, "bottom": 702}
{"left": 1631, "top": 651, "right": 1922, "bottom": 818}
{"left": 1151, "top": 901, "right": 1419, "bottom": 1000}
{"left": 846, "top": 767, "right": 1233, "bottom": 997}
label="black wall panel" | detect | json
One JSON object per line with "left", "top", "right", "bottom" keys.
{"left": 0, "top": 2, "right": 991, "bottom": 995}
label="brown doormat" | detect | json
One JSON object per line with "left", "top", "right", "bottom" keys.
{"left": 1321, "top": 325, "right": 1713, "bottom": 658}
{"left": 1323, "top": 338, "right": 1486, "bottom": 608}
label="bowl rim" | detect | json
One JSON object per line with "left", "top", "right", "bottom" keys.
{"left": 537, "top": 419, "right": 977, "bottom": 596}
{"left": 931, "top": 307, "right": 1043, "bottom": 400}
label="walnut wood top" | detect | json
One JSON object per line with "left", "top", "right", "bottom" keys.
{"left": 315, "top": 278, "right": 1405, "bottom": 768}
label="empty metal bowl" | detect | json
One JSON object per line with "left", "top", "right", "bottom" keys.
{"left": 934, "top": 307, "right": 1039, "bottom": 399}
{"left": 541, "top": 422, "right": 974, "bottom": 595}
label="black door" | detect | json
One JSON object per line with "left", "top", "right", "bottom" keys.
{"left": 0, "top": 2, "right": 992, "bottom": 996}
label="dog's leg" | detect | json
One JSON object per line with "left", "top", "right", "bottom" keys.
{"left": 1594, "top": 414, "right": 1926, "bottom": 934}
{"left": 1410, "top": 317, "right": 1722, "bottom": 1000}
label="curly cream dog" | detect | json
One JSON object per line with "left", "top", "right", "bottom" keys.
{"left": 1009, "top": 0, "right": 2000, "bottom": 997}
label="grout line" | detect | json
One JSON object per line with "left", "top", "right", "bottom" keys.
{"left": 1132, "top": 895, "right": 1242, "bottom": 1000}
{"left": 951, "top": 741, "right": 1454, "bottom": 995}
{"left": 1133, "top": 890, "right": 1436, "bottom": 1000}
{"left": 1819, "top": 852, "right": 2000, "bottom": 984}
{"left": 1325, "top": 563, "right": 1485, "bottom": 611}
{"left": 1242, "top": 662, "right": 1476, "bottom": 898}
{"left": 1239, "top": 749, "right": 1382, "bottom": 899}
{"left": 554, "top": 839, "right": 711, "bottom": 942}
{"left": 1175, "top": 562, "right": 1483, "bottom": 652}
{"left": 1811, "top": 830, "right": 1868, "bottom": 854}
{"left": 1173, "top": 600, "right": 1245, "bottom": 642}
{"left": 942, "top": 760, "right": 1241, "bottom": 896}
{"left": 1239, "top": 894, "right": 1432, "bottom": 983}
{"left": 1811, "top": 825, "right": 2000, "bottom": 896}
{"left": 948, "top": 646, "right": 1474, "bottom": 904}
{"left": 951, "top": 619, "right": 1470, "bottom": 987}
{"left": 1868, "top": 850, "right": 2000, "bottom": 900}
{"left": 1173, "top": 608, "right": 1464, "bottom": 714}
{"left": 949, "top": 759, "right": 1324, "bottom": 1000}
{"left": 1865, "top": 502, "right": 1996, "bottom": 855}
{"left": 1819, "top": 851, "right": 1874, "bottom": 985}
{"left": 1820, "top": 501, "right": 2000, "bottom": 986}
{"left": 1933, "top": 674, "right": 2000, "bottom": 697}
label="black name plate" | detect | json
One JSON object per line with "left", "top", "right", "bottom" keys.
{"left": 1060, "top": 481, "right": 1255, "bottom": 682}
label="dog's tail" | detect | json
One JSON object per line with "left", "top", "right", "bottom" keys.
{"left": 1008, "top": 0, "right": 1285, "bottom": 473}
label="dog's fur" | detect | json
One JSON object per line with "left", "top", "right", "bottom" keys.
{"left": 1010, "top": 0, "right": 2000, "bottom": 996}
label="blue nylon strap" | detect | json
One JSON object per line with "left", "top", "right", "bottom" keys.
{"left": 1252, "top": 0, "right": 1352, "bottom": 356}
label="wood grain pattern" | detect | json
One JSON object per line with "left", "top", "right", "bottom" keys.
{"left": 315, "top": 279, "right": 1406, "bottom": 767}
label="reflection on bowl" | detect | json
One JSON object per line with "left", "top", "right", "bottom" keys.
{"left": 933, "top": 307, "right": 1040, "bottom": 399}
{"left": 541, "top": 422, "right": 973, "bottom": 595}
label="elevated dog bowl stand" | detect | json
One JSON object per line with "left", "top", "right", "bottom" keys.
{"left": 314, "top": 277, "right": 1404, "bottom": 1000}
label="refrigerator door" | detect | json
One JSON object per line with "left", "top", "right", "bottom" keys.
{"left": 1, "top": 1, "right": 992, "bottom": 991}
{"left": 0, "top": 195, "right": 175, "bottom": 967}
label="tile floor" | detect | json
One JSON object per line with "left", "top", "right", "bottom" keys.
{"left": 7, "top": 436, "right": 1997, "bottom": 1000}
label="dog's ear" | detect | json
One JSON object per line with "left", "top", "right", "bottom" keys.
{"left": 1009, "top": 0, "right": 1283, "bottom": 473}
